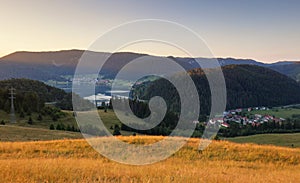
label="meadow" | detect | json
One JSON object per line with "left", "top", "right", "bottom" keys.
{"left": 0, "top": 136, "right": 300, "bottom": 182}
{"left": 247, "top": 107, "right": 300, "bottom": 119}
{"left": 226, "top": 133, "right": 300, "bottom": 148}
{"left": 0, "top": 125, "right": 82, "bottom": 142}
{"left": 1, "top": 108, "right": 300, "bottom": 182}
{"left": 0, "top": 109, "right": 77, "bottom": 130}
{"left": 0, "top": 109, "right": 129, "bottom": 135}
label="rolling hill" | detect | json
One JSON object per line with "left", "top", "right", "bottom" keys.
{"left": 0, "top": 50, "right": 299, "bottom": 82}
{"left": 268, "top": 62, "right": 300, "bottom": 82}
{"left": 0, "top": 78, "right": 91, "bottom": 111}
{"left": 133, "top": 65, "right": 300, "bottom": 114}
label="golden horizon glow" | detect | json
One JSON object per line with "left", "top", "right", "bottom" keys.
{"left": 1, "top": 0, "right": 300, "bottom": 63}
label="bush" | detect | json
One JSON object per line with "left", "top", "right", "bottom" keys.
{"left": 28, "top": 117, "right": 33, "bottom": 125}
{"left": 0, "top": 120, "right": 5, "bottom": 125}
{"left": 49, "top": 124, "right": 55, "bottom": 130}
{"left": 113, "top": 125, "right": 121, "bottom": 136}
{"left": 37, "top": 114, "right": 43, "bottom": 121}
{"left": 66, "top": 125, "right": 71, "bottom": 131}
{"left": 56, "top": 124, "right": 61, "bottom": 130}
{"left": 60, "top": 123, "right": 65, "bottom": 131}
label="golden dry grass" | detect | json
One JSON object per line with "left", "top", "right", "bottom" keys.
{"left": 0, "top": 136, "right": 300, "bottom": 183}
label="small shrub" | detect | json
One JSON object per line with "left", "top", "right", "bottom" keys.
{"left": 60, "top": 123, "right": 65, "bottom": 131}
{"left": 37, "top": 114, "right": 43, "bottom": 121}
{"left": 113, "top": 125, "right": 121, "bottom": 136}
{"left": 49, "top": 124, "right": 55, "bottom": 130}
{"left": 0, "top": 120, "right": 5, "bottom": 125}
{"left": 56, "top": 124, "right": 61, "bottom": 130}
{"left": 28, "top": 117, "right": 33, "bottom": 125}
{"left": 67, "top": 125, "right": 71, "bottom": 131}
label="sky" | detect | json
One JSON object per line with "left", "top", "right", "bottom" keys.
{"left": 1, "top": 0, "right": 300, "bottom": 63}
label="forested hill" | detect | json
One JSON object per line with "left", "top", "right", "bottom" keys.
{"left": 0, "top": 78, "right": 88, "bottom": 111}
{"left": 219, "top": 65, "right": 300, "bottom": 108}
{"left": 268, "top": 62, "right": 300, "bottom": 82}
{"left": 133, "top": 65, "right": 300, "bottom": 115}
{"left": 0, "top": 50, "right": 299, "bottom": 82}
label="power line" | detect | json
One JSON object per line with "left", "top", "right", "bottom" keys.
{"left": 9, "top": 87, "right": 16, "bottom": 123}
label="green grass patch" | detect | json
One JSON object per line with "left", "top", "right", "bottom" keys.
{"left": 0, "top": 125, "right": 82, "bottom": 142}
{"left": 0, "top": 109, "right": 135, "bottom": 141}
{"left": 225, "top": 133, "right": 300, "bottom": 148}
{"left": 248, "top": 108, "right": 300, "bottom": 119}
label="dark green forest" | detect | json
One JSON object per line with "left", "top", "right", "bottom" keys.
{"left": 132, "top": 65, "right": 300, "bottom": 115}
{"left": 0, "top": 78, "right": 89, "bottom": 112}
{"left": 124, "top": 65, "right": 300, "bottom": 137}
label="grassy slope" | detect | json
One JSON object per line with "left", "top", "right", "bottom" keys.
{"left": 2, "top": 107, "right": 300, "bottom": 146}
{"left": 0, "top": 109, "right": 124, "bottom": 128}
{"left": 0, "top": 109, "right": 135, "bottom": 142}
{"left": 0, "top": 125, "right": 82, "bottom": 142}
{"left": 0, "top": 137, "right": 299, "bottom": 182}
{"left": 225, "top": 133, "right": 300, "bottom": 148}
{"left": 0, "top": 110, "right": 77, "bottom": 129}
{"left": 224, "top": 107, "right": 300, "bottom": 147}
{"left": 247, "top": 108, "right": 300, "bottom": 119}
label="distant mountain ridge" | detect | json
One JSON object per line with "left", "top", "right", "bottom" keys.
{"left": 0, "top": 50, "right": 299, "bottom": 82}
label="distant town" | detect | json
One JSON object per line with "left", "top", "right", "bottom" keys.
{"left": 210, "top": 107, "right": 286, "bottom": 129}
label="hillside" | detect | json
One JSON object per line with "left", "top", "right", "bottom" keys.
{"left": 226, "top": 133, "right": 300, "bottom": 148}
{"left": 0, "top": 50, "right": 299, "bottom": 82}
{"left": 0, "top": 50, "right": 84, "bottom": 81}
{"left": 0, "top": 137, "right": 299, "bottom": 182}
{"left": 222, "top": 65, "right": 300, "bottom": 108}
{"left": 0, "top": 78, "right": 66, "bottom": 102}
{"left": 0, "top": 50, "right": 147, "bottom": 81}
{"left": 268, "top": 62, "right": 300, "bottom": 82}
{"left": 0, "top": 125, "right": 82, "bottom": 142}
{"left": 0, "top": 78, "right": 90, "bottom": 111}
{"left": 134, "top": 65, "right": 300, "bottom": 114}
{"left": 0, "top": 109, "right": 135, "bottom": 140}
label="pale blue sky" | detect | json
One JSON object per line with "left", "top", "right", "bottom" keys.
{"left": 1, "top": 0, "right": 300, "bottom": 62}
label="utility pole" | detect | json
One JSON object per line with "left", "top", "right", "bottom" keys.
{"left": 9, "top": 87, "right": 16, "bottom": 123}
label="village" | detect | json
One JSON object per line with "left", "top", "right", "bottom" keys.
{"left": 209, "top": 107, "right": 286, "bottom": 128}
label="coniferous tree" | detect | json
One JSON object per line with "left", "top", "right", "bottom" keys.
{"left": 56, "top": 124, "right": 61, "bottom": 130}
{"left": 37, "top": 114, "right": 43, "bottom": 121}
{"left": 113, "top": 124, "right": 121, "bottom": 136}
{"left": 28, "top": 117, "right": 33, "bottom": 125}
{"left": 49, "top": 124, "right": 55, "bottom": 130}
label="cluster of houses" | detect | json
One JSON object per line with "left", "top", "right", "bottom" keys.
{"left": 208, "top": 107, "right": 286, "bottom": 128}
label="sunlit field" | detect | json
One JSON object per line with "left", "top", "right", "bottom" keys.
{"left": 0, "top": 136, "right": 300, "bottom": 182}
{"left": 226, "top": 133, "right": 300, "bottom": 148}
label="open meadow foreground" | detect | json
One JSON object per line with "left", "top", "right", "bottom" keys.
{"left": 0, "top": 136, "right": 299, "bottom": 183}
{"left": 2, "top": 0, "right": 300, "bottom": 182}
